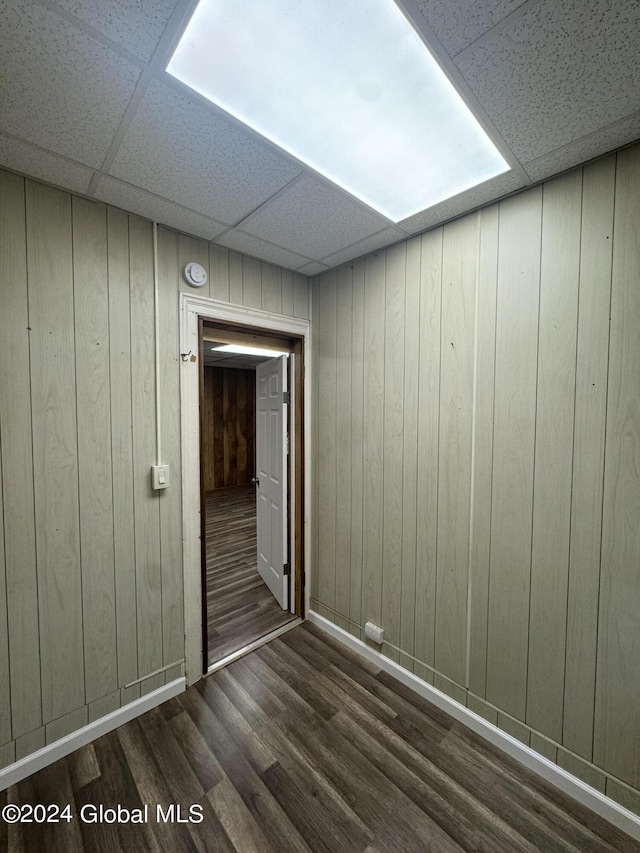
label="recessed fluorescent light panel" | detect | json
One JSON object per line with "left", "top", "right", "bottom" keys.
{"left": 167, "top": 0, "right": 509, "bottom": 222}
{"left": 213, "top": 345, "right": 288, "bottom": 358}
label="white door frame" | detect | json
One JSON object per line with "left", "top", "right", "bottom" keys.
{"left": 179, "top": 293, "right": 311, "bottom": 685}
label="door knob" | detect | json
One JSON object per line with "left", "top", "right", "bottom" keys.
{"left": 251, "top": 477, "right": 260, "bottom": 486}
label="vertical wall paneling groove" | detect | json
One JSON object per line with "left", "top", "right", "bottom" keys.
{"left": 72, "top": 196, "right": 118, "bottom": 704}
{"left": 594, "top": 145, "right": 640, "bottom": 789}
{"left": 261, "top": 262, "right": 282, "bottom": 313}
{"left": 129, "top": 216, "right": 163, "bottom": 695}
{"left": 335, "top": 264, "right": 353, "bottom": 630}
{"left": 157, "top": 227, "right": 184, "bottom": 684}
{"left": 526, "top": 170, "right": 582, "bottom": 740}
{"left": 317, "top": 271, "right": 337, "bottom": 615}
{"left": 485, "top": 189, "right": 542, "bottom": 720}
{"left": 414, "top": 227, "right": 443, "bottom": 680}
{"left": 362, "top": 253, "right": 386, "bottom": 631}
{"left": 467, "top": 205, "right": 499, "bottom": 698}
{"left": 349, "top": 258, "right": 365, "bottom": 638}
{"left": 0, "top": 172, "right": 42, "bottom": 736}
{"left": 563, "top": 154, "right": 615, "bottom": 760}
{"left": 209, "top": 244, "right": 230, "bottom": 303}
{"left": 435, "top": 215, "right": 477, "bottom": 687}
{"left": 242, "top": 256, "right": 262, "bottom": 309}
{"left": 27, "top": 181, "right": 85, "bottom": 722}
{"left": 107, "top": 206, "right": 139, "bottom": 703}
{"left": 381, "top": 243, "right": 406, "bottom": 663}
{"left": 0, "top": 430, "right": 10, "bottom": 745}
{"left": 399, "top": 236, "right": 421, "bottom": 669}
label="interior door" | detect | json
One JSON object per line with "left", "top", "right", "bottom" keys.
{"left": 255, "top": 355, "right": 288, "bottom": 609}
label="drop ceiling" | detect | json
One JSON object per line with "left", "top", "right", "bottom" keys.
{"left": 1, "top": 0, "right": 639, "bottom": 276}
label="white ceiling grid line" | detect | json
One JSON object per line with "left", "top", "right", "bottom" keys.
{"left": 0, "top": 0, "right": 638, "bottom": 273}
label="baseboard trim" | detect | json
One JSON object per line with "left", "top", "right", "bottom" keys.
{"left": 0, "top": 678, "right": 185, "bottom": 791}
{"left": 308, "top": 611, "right": 640, "bottom": 844}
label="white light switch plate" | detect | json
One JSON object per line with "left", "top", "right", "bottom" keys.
{"left": 151, "top": 464, "right": 170, "bottom": 490}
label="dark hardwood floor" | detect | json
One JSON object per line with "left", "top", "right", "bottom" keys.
{"left": 3, "top": 622, "right": 639, "bottom": 853}
{"left": 206, "top": 485, "right": 295, "bottom": 667}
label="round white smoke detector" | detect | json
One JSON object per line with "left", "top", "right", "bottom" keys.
{"left": 183, "top": 262, "right": 208, "bottom": 288}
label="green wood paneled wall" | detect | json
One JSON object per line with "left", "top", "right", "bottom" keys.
{"left": 311, "top": 144, "right": 640, "bottom": 813}
{"left": 0, "top": 169, "right": 309, "bottom": 766}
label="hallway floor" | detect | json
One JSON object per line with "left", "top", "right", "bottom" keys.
{"left": 206, "top": 485, "right": 295, "bottom": 668}
{"left": 3, "top": 622, "right": 637, "bottom": 852}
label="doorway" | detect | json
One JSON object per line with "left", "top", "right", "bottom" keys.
{"left": 180, "top": 294, "right": 310, "bottom": 685}
{"left": 201, "top": 328, "right": 299, "bottom": 668}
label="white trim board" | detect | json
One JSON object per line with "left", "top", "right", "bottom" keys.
{"left": 308, "top": 611, "right": 640, "bottom": 844}
{"left": 0, "top": 679, "right": 185, "bottom": 791}
{"left": 180, "top": 294, "right": 311, "bottom": 686}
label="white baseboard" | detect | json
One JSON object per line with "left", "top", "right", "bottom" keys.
{"left": 0, "top": 678, "right": 185, "bottom": 791}
{"left": 308, "top": 611, "right": 640, "bottom": 844}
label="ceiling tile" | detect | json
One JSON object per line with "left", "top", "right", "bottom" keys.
{"left": 51, "top": 0, "right": 179, "bottom": 62}
{"left": 0, "top": 0, "right": 141, "bottom": 168}
{"left": 109, "top": 79, "right": 302, "bottom": 224}
{"left": 215, "top": 229, "right": 311, "bottom": 272}
{"left": 0, "top": 134, "right": 94, "bottom": 194}
{"left": 454, "top": 0, "right": 640, "bottom": 163}
{"left": 523, "top": 112, "right": 640, "bottom": 182}
{"left": 242, "top": 175, "right": 391, "bottom": 260}
{"left": 93, "top": 175, "right": 227, "bottom": 240}
{"left": 320, "top": 226, "right": 410, "bottom": 269}
{"left": 412, "top": 0, "right": 529, "bottom": 57}
{"left": 399, "top": 169, "right": 527, "bottom": 233}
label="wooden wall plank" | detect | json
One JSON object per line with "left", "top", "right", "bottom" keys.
{"left": 486, "top": 188, "right": 542, "bottom": 721}
{"left": 202, "top": 367, "right": 215, "bottom": 492}
{"left": 362, "top": 253, "right": 386, "bottom": 631}
{"left": 317, "top": 271, "right": 337, "bottom": 614}
{"left": 261, "top": 263, "right": 282, "bottom": 313}
{"left": 334, "top": 265, "right": 353, "bottom": 630}
{"left": 0, "top": 171, "right": 42, "bottom": 736}
{"left": 349, "top": 258, "right": 365, "bottom": 637}
{"left": 399, "top": 237, "right": 421, "bottom": 666}
{"left": 594, "top": 145, "right": 640, "bottom": 788}
{"left": 235, "top": 370, "right": 249, "bottom": 484}
{"left": 381, "top": 243, "right": 406, "bottom": 662}
{"left": 157, "top": 226, "right": 184, "bottom": 681}
{"left": 222, "top": 369, "right": 238, "bottom": 485}
{"left": 72, "top": 196, "right": 118, "bottom": 704}
{"left": 281, "top": 270, "right": 294, "bottom": 316}
{"left": 563, "top": 154, "right": 615, "bottom": 759}
{"left": 310, "top": 277, "right": 320, "bottom": 604}
{"left": 293, "top": 273, "right": 309, "bottom": 320}
{"left": 242, "top": 256, "right": 262, "bottom": 309}
{"left": 129, "top": 216, "right": 163, "bottom": 692}
{"left": 210, "top": 244, "right": 230, "bottom": 303}
{"left": 27, "top": 180, "right": 85, "bottom": 722}
{"left": 467, "top": 205, "right": 499, "bottom": 697}
{"left": 0, "top": 435, "right": 11, "bottom": 745}
{"left": 435, "top": 214, "right": 477, "bottom": 686}
{"left": 212, "top": 370, "right": 225, "bottom": 488}
{"left": 106, "top": 206, "right": 139, "bottom": 699}
{"left": 526, "top": 170, "right": 582, "bottom": 740}
{"left": 414, "top": 228, "right": 443, "bottom": 673}
{"left": 229, "top": 251, "right": 243, "bottom": 305}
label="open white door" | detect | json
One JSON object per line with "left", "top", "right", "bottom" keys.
{"left": 255, "top": 355, "right": 288, "bottom": 609}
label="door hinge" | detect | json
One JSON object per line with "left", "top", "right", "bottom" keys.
{"left": 283, "top": 562, "right": 291, "bottom": 576}
{"left": 283, "top": 390, "right": 290, "bottom": 404}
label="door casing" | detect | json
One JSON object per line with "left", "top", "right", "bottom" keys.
{"left": 180, "top": 293, "right": 310, "bottom": 686}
